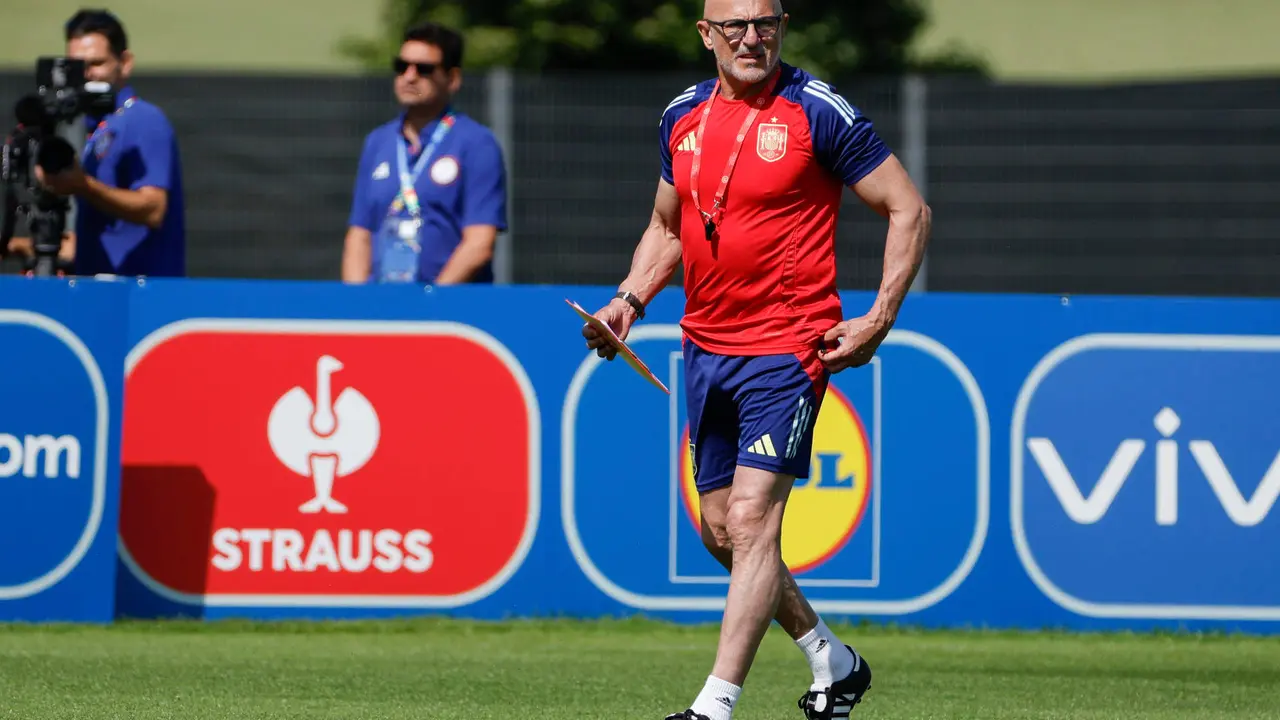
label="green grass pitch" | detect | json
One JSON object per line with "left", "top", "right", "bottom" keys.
{"left": 0, "top": 617, "right": 1277, "bottom": 719}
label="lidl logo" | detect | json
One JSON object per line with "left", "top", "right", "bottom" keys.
{"left": 678, "top": 385, "right": 873, "bottom": 574}
{"left": 567, "top": 326, "right": 980, "bottom": 615}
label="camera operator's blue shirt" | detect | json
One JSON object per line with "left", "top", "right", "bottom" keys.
{"left": 347, "top": 109, "right": 507, "bottom": 284}
{"left": 77, "top": 85, "right": 185, "bottom": 277}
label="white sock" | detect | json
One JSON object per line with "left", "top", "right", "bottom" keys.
{"left": 689, "top": 675, "right": 741, "bottom": 720}
{"left": 795, "top": 618, "right": 857, "bottom": 690}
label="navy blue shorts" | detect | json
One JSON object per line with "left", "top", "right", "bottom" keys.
{"left": 684, "top": 340, "right": 830, "bottom": 493}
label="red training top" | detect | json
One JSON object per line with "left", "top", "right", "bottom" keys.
{"left": 660, "top": 62, "right": 891, "bottom": 356}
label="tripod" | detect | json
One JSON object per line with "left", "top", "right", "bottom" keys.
{"left": 24, "top": 189, "right": 71, "bottom": 278}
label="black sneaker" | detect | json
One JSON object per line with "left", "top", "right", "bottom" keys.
{"left": 796, "top": 647, "right": 872, "bottom": 719}
{"left": 664, "top": 711, "right": 711, "bottom": 720}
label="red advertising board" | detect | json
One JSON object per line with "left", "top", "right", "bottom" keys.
{"left": 119, "top": 320, "right": 538, "bottom": 607}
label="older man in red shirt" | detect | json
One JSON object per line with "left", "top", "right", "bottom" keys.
{"left": 584, "top": 1, "right": 932, "bottom": 719}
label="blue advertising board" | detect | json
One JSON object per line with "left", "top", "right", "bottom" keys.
{"left": 564, "top": 326, "right": 988, "bottom": 618}
{"left": 0, "top": 277, "right": 128, "bottom": 622}
{"left": 0, "top": 274, "right": 1278, "bottom": 633}
{"left": 1014, "top": 333, "right": 1280, "bottom": 621}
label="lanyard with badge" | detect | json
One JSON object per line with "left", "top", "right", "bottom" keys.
{"left": 689, "top": 72, "right": 780, "bottom": 241}
{"left": 83, "top": 96, "right": 137, "bottom": 160}
{"left": 377, "top": 111, "right": 456, "bottom": 283}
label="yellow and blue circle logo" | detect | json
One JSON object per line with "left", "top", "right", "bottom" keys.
{"left": 679, "top": 385, "right": 873, "bottom": 573}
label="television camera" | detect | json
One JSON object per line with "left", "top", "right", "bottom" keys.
{"left": 1, "top": 57, "right": 114, "bottom": 277}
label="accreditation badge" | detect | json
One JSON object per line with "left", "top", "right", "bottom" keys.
{"left": 376, "top": 216, "right": 422, "bottom": 284}
{"left": 398, "top": 219, "right": 421, "bottom": 243}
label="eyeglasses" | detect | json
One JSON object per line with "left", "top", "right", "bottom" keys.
{"left": 704, "top": 14, "right": 783, "bottom": 41}
{"left": 393, "top": 58, "right": 438, "bottom": 76}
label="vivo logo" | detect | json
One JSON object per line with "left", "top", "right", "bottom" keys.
{"left": 1012, "top": 333, "right": 1280, "bottom": 621}
{"left": 0, "top": 433, "right": 82, "bottom": 479}
{"left": 1029, "top": 407, "right": 1279, "bottom": 528}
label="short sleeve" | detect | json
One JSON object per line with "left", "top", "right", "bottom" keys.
{"left": 659, "top": 85, "right": 698, "bottom": 185}
{"left": 347, "top": 134, "right": 379, "bottom": 231}
{"left": 460, "top": 130, "right": 508, "bottom": 231}
{"left": 659, "top": 115, "right": 675, "bottom": 185}
{"left": 126, "top": 107, "right": 174, "bottom": 191}
{"left": 803, "top": 81, "right": 891, "bottom": 187}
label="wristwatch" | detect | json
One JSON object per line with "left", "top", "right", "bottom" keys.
{"left": 614, "top": 290, "right": 645, "bottom": 320}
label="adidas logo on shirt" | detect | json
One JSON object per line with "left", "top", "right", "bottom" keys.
{"left": 746, "top": 434, "right": 778, "bottom": 458}
{"left": 675, "top": 132, "right": 697, "bottom": 153}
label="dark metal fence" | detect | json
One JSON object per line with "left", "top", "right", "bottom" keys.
{"left": 2, "top": 70, "right": 1277, "bottom": 297}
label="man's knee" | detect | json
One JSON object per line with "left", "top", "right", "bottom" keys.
{"left": 724, "top": 495, "right": 779, "bottom": 554}
{"left": 698, "top": 486, "right": 734, "bottom": 559}
{"left": 722, "top": 465, "right": 791, "bottom": 552}
{"left": 701, "top": 520, "right": 733, "bottom": 562}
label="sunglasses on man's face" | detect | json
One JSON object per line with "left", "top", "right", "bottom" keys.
{"left": 393, "top": 58, "right": 438, "bottom": 77}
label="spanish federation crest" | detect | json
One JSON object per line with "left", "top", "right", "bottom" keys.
{"left": 756, "top": 121, "right": 788, "bottom": 163}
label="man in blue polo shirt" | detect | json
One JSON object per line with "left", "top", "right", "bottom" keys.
{"left": 32, "top": 9, "right": 186, "bottom": 277}
{"left": 341, "top": 21, "right": 508, "bottom": 285}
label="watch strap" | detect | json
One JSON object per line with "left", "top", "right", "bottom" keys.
{"left": 615, "top": 290, "right": 645, "bottom": 320}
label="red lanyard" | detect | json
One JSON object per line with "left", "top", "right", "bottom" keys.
{"left": 689, "top": 71, "right": 780, "bottom": 240}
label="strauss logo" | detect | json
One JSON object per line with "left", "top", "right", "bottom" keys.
{"left": 267, "top": 355, "right": 380, "bottom": 514}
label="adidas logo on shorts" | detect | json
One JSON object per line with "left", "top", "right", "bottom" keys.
{"left": 746, "top": 434, "right": 778, "bottom": 458}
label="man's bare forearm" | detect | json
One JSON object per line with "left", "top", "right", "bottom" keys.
{"left": 80, "top": 179, "right": 167, "bottom": 228}
{"left": 871, "top": 202, "right": 932, "bottom": 327}
{"left": 341, "top": 227, "right": 372, "bottom": 283}
{"left": 435, "top": 226, "right": 497, "bottom": 285}
{"left": 619, "top": 216, "right": 682, "bottom": 306}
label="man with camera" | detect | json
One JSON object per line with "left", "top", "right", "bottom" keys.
{"left": 341, "top": 21, "right": 508, "bottom": 286}
{"left": 7, "top": 9, "right": 186, "bottom": 277}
